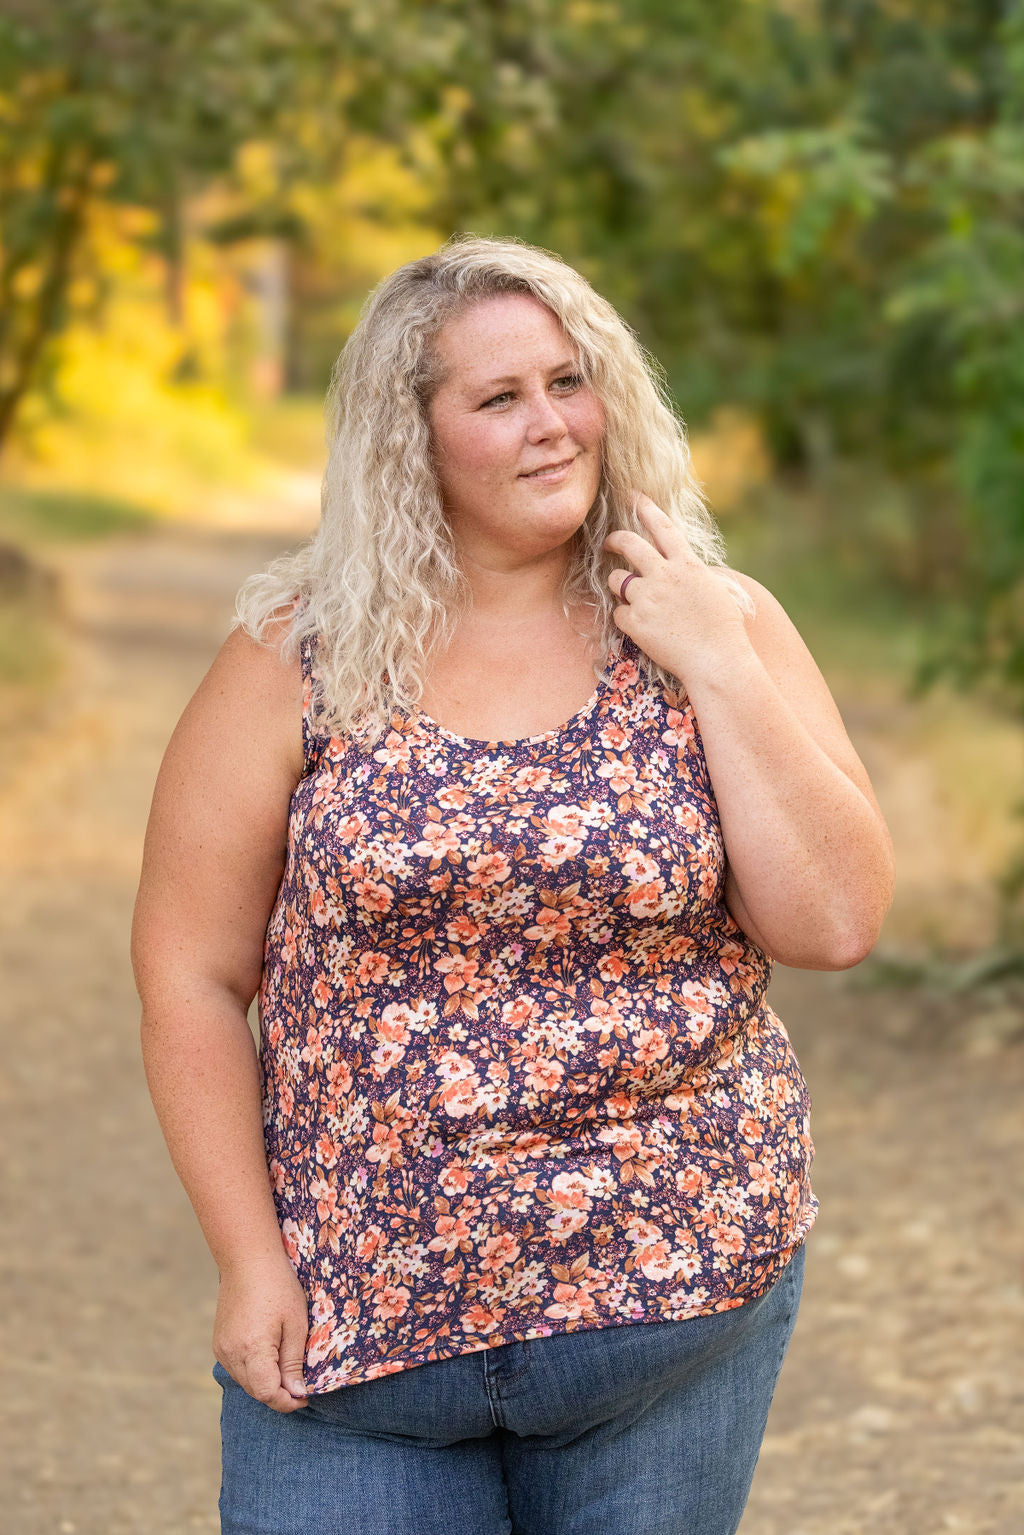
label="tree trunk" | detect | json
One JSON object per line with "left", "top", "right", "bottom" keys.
{"left": 0, "top": 144, "right": 92, "bottom": 455}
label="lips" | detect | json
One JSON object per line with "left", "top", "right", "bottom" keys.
{"left": 519, "top": 455, "right": 578, "bottom": 479}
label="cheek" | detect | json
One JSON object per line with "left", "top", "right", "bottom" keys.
{"left": 572, "top": 395, "right": 606, "bottom": 450}
{"left": 440, "top": 421, "right": 515, "bottom": 483}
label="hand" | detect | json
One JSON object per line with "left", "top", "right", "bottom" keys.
{"left": 213, "top": 1252, "right": 310, "bottom": 1413}
{"left": 602, "top": 494, "right": 750, "bottom": 686}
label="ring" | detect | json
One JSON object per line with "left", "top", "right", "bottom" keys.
{"left": 619, "top": 573, "right": 638, "bottom": 603}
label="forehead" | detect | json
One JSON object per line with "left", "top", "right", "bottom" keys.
{"left": 432, "top": 293, "right": 575, "bottom": 386}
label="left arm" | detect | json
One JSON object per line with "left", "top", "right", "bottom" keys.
{"left": 683, "top": 570, "right": 894, "bottom": 969}
{"left": 604, "top": 499, "right": 895, "bottom": 971}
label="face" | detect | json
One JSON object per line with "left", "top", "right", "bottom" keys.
{"left": 426, "top": 293, "right": 606, "bottom": 569}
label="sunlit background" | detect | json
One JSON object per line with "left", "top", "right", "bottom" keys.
{"left": 1, "top": 4, "right": 1021, "bottom": 1533}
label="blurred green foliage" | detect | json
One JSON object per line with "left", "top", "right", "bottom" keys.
{"left": 0, "top": 484, "right": 155, "bottom": 543}
{"left": 0, "top": 0, "right": 1022, "bottom": 715}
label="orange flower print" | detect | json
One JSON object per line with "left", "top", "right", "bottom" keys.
{"left": 710, "top": 1223, "right": 746, "bottom": 1257}
{"left": 466, "top": 850, "right": 513, "bottom": 887}
{"left": 598, "top": 720, "right": 630, "bottom": 751}
{"left": 744, "top": 1161, "right": 777, "bottom": 1202}
{"left": 675, "top": 1251, "right": 704, "bottom": 1281}
{"left": 463, "top": 1303, "right": 502, "bottom": 1333}
{"left": 638, "top": 1240, "right": 683, "bottom": 1281}
{"left": 512, "top": 765, "right": 552, "bottom": 791}
{"left": 441, "top": 1079, "right": 479, "bottom": 1117}
{"left": 371, "top": 1039, "right": 407, "bottom": 1076}
{"left": 435, "top": 951, "right": 480, "bottom": 995}
{"left": 626, "top": 1216, "right": 662, "bottom": 1248}
{"left": 603, "top": 1090, "right": 638, "bottom": 1119}
{"left": 439, "top": 1164, "right": 470, "bottom": 1196}
{"left": 412, "top": 816, "right": 461, "bottom": 862}
{"left": 547, "top": 1208, "right": 590, "bottom": 1242}
{"left": 309, "top": 1173, "right": 339, "bottom": 1224}
{"left": 632, "top": 1027, "right": 670, "bottom": 1066}
{"left": 524, "top": 1057, "right": 564, "bottom": 1092}
{"left": 478, "top": 1231, "right": 521, "bottom": 1274}
{"left": 661, "top": 708, "right": 695, "bottom": 750}
{"left": 538, "top": 833, "right": 584, "bottom": 867}
{"left": 550, "top": 1171, "right": 593, "bottom": 1211}
{"left": 372, "top": 1284, "right": 411, "bottom": 1321}
{"left": 502, "top": 996, "right": 539, "bottom": 1028}
{"left": 544, "top": 1282, "right": 599, "bottom": 1321}
{"left": 305, "top": 1321, "right": 336, "bottom": 1368}
{"left": 280, "top": 1218, "right": 303, "bottom": 1264}
{"left": 597, "top": 952, "right": 629, "bottom": 982}
{"left": 334, "top": 812, "right": 369, "bottom": 844}
{"left": 310, "top": 1285, "right": 336, "bottom": 1325}
{"left": 372, "top": 732, "right": 413, "bottom": 772}
{"left": 596, "top": 755, "right": 638, "bottom": 796}
{"left": 353, "top": 876, "right": 393, "bottom": 916}
{"left": 676, "top": 1164, "right": 705, "bottom": 1196}
{"left": 428, "top": 1214, "right": 473, "bottom": 1254}
{"left": 523, "top": 906, "right": 571, "bottom": 943}
{"left": 324, "top": 1058, "right": 353, "bottom": 1099}
{"left": 315, "top": 1135, "right": 341, "bottom": 1169}
{"left": 446, "top": 912, "right": 486, "bottom": 944}
{"left": 356, "top": 951, "right": 390, "bottom": 985}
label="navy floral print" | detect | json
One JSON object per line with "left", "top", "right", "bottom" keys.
{"left": 257, "top": 626, "right": 817, "bottom": 1394}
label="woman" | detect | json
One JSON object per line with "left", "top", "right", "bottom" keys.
{"left": 132, "top": 234, "right": 894, "bottom": 1535}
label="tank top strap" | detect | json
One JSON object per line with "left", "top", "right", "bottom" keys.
{"left": 297, "top": 622, "right": 328, "bottom": 778}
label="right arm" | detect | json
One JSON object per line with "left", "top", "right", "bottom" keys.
{"left": 130, "top": 616, "right": 310, "bottom": 1413}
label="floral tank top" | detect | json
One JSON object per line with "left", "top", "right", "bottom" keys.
{"left": 257, "top": 625, "right": 818, "bottom": 1395}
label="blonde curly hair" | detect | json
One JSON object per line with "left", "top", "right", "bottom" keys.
{"left": 232, "top": 232, "right": 752, "bottom": 751}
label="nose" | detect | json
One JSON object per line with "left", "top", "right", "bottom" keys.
{"left": 525, "top": 386, "right": 570, "bottom": 443}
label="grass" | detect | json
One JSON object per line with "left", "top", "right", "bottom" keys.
{"left": 0, "top": 484, "right": 157, "bottom": 548}
{"left": 0, "top": 590, "right": 66, "bottom": 774}
{"left": 0, "top": 484, "right": 160, "bottom": 698}
{"left": 724, "top": 478, "right": 936, "bottom": 683}
{"left": 0, "top": 594, "right": 62, "bottom": 685}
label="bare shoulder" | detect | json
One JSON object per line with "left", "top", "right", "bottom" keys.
{"left": 719, "top": 566, "right": 884, "bottom": 816}
{"left": 722, "top": 568, "right": 799, "bottom": 631}
{"left": 721, "top": 566, "right": 827, "bottom": 672}
{"left": 133, "top": 606, "right": 305, "bottom": 1005}
{"left": 187, "top": 609, "right": 305, "bottom": 785}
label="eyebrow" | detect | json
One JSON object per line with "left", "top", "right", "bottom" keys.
{"left": 473, "top": 359, "right": 579, "bottom": 391}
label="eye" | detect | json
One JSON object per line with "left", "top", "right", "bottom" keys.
{"left": 478, "top": 374, "right": 584, "bottom": 409}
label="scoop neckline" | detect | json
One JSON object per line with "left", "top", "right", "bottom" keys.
{"left": 412, "top": 635, "right": 625, "bottom": 749}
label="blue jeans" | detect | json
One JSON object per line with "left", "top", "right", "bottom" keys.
{"left": 213, "top": 1242, "right": 804, "bottom": 1535}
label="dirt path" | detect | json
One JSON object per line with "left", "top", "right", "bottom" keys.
{"left": 1, "top": 522, "right": 1021, "bottom": 1534}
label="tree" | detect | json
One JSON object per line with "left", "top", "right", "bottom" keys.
{"left": 0, "top": 0, "right": 390, "bottom": 451}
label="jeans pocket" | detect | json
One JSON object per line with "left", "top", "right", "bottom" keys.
{"left": 762, "top": 1242, "right": 806, "bottom": 1380}
{"left": 212, "top": 1358, "right": 234, "bottom": 1390}
{"left": 777, "top": 1241, "right": 806, "bottom": 1315}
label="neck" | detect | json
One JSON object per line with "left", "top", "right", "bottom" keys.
{"left": 454, "top": 544, "right": 578, "bottom": 627}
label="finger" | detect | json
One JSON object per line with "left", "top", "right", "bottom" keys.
{"left": 250, "top": 1381, "right": 309, "bottom": 1414}
{"left": 602, "top": 527, "right": 663, "bottom": 574}
{"left": 608, "top": 568, "right": 641, "bottom": 604}
{"left": 279, "top": 1314, "right": 310, "bottom": 1402}
{"left": 634, "top": 495, "right": 693, "bottom": 557}
{"left": 242, "top": 1349, "right": 305, "bottom": 1412}
{"left": 219, "top": 1352, "right": 295, "bottom": 1412}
